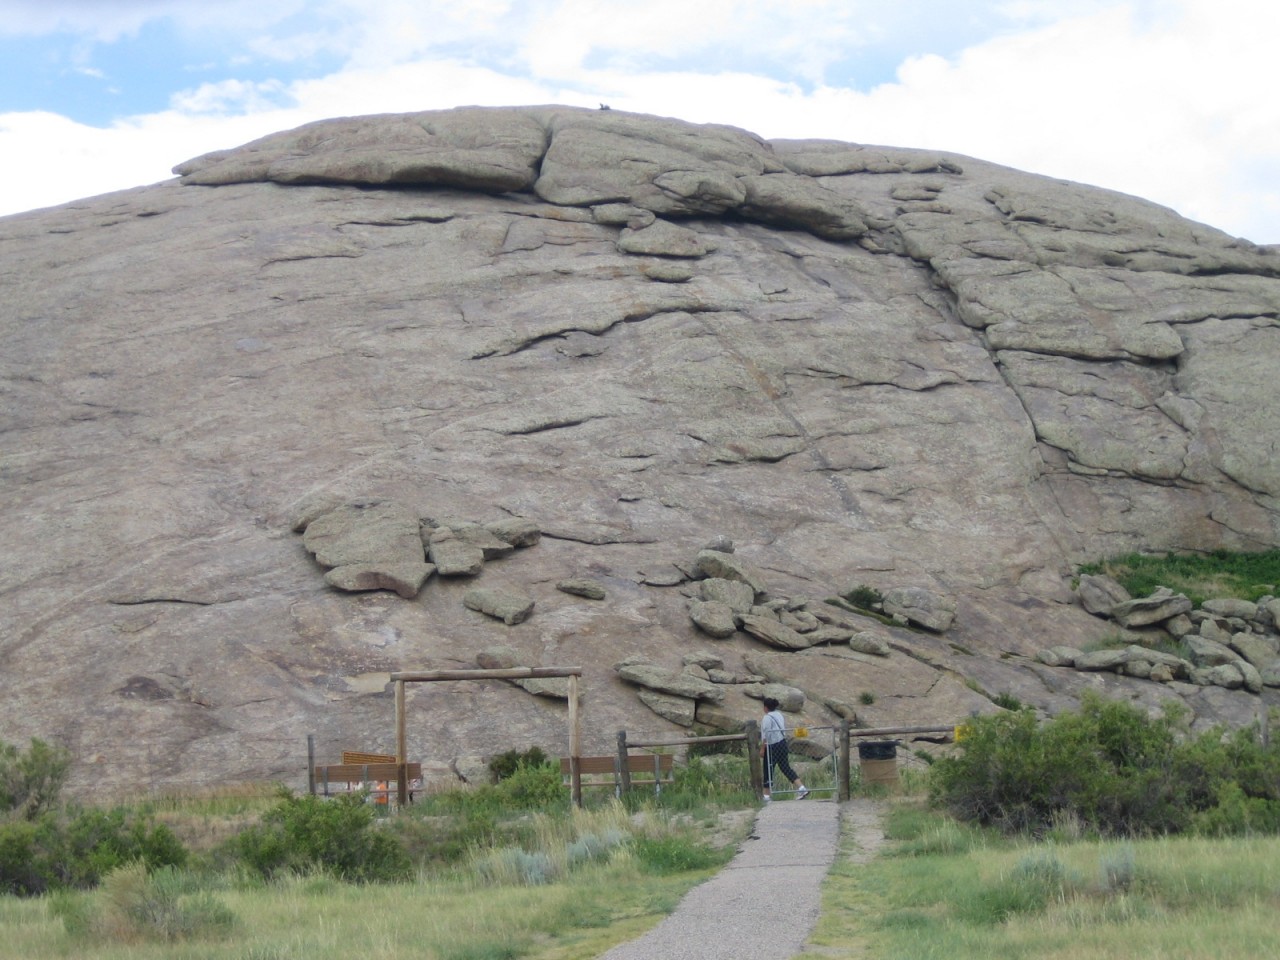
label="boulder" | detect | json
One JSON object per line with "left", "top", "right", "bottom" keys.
{"left": 683, "top": 651, "right": 724, "bottom": 670}
{"left": 463, "top": 589, "right": 535, "bottom": 625}
{"left": 426, "top": 530, "right": 485, "bottom": 576}
{"left": 1262, "top": 598, "right": 1280, "bottom": 629}
{"left": 1198, "top": 618, "right": 1233, "bottom": 644}
{"left": 302, "top": 500, "right": 425, "bottom": 568}
{"left": 739, "top": 614, "right": 813, "bottom": 650}
{"left": 694, "top": 550, "right": 770, "bottom": 596}
{"left": 1203, "top": 598, "right": 1258, "bottom": 620}
{"left": 484, "top": 518, "right": 542, "bottom": 548}
{"left": 881, "top": 587, "right": 957, "bottom": 631}
{"left": 1110, "top": 590, "right": 1193, "bottom": 628}
{"left": 1229, "top": 633, "right": 1279, "bottom": 670}
{"left": 556, "top": 578, "right": 607, "bottom": 600}
{"left": 615, "top": 659, "right": 725, "bottom": 702}
{"left": 849, "top": 631, "right": 892, "bottom": 657}
{"left": 700, "top": 577, "right": 757, "bottom": 613}
{"left": 1185, "top": 635, "right": 1238, "bottom": 667}
{"left": 780, "top": 609, "right": 821, "bottom": 633}
{"left": 637, "top": 689, "right": 697, "bottom": 726}
{"left": 617, "top": 219, "right": 713, "bottom": 258}
{"left": 693, "top": 702, "right": 747, "bottom": 733}
{"left": 1036, "top": 645, "right": 1082, "bottom": 667}
{"left": 744, "top": 682, "right": 806, "bottom": 712}
{"left": 1206, "top": 663, "right": 1246, "bottom": 689}
{"left": 435, "top": 522, "right": 516, "bottom": 559}
{"left": 1236, "top": 660, "right": 1264, "bottom": 694}
{"left": 516, "top": 677, "right": 570, "bottom": 700}
{"left": 1076, "top": 574, "right": 1131, "bottom": 615}
{"left": 323, "top": 562, "right": 434, "bottom": 599}
{"left": 476, "top": 647, "right": 519, "bottom": 670}
{"left": 689, "top": 599, "right": 739, "bottom": 639}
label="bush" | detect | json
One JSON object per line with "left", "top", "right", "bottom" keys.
{"left": 929, "top": 694, "right": 1280, "bottom": 838}
{"left": 232, "top": 792, "right": 411, "bottom": 882}
{"left": 475, "top": 847, "right": 556, "bottom": 886}
{"left": 841, "top": 585, "right": 884, "bottom": 610}
{"left": 489, "top": 747, "right": 549, "bottom": 782}
{"left": 55, "top": 862, "right": 237, "bottom": 943}
{"left": 60, "top": 806, "right": 187, "bottom": 887}
{"left": 0, "top": 737, "right": 70, "bottom": 820}
{"left": 495, "top": 761, "right": 564, "bottom": 809}
{"left": 0, "top": 806, "right": 186, "bottom": 896}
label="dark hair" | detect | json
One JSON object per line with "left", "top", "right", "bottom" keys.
{"left": 763, "top": 697, "right": 780, "bottom": 711}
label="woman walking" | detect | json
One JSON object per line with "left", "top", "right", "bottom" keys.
{"left": 760, "top": 697, "right": 808, "bottom": 801}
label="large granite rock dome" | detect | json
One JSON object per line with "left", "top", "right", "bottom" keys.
{"left": 2, "top": 105, "right": 1277, "bottom": 798}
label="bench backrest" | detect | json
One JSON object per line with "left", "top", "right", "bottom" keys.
{"left": 316, "top": 762, "right": 422, "bottom": 783}
{"left": 559, "top": 755, "right": 674, "bottom": 776}
{"left": 342, "top": 751, "right": 397, "bottom": 764}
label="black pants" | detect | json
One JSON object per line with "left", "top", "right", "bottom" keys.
{"left": 765, "top": 740, "right": 798, "bottom": 787}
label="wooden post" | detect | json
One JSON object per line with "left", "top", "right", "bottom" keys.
{"left": 395, "top": 679, "right": 408, "bottom": 807}
{"left": 616, "top": 730, "right": 632, "bottom": 796}
{"left": 745, "top": 719, "right": 763, "bottom": 800}
{"left": 838, "top": 719, "right": 851, "bottom": 802}
{"left": 307, "top": 734, "right": 316, "bottom": 796}
{"left": 568, "top": 673, "right": 582, "bottom": 808}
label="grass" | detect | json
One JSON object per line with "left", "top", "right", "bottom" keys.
{"left": 1079, "top": 549, "right": 1280, "bottom": 606}
{"left": 13, "top": 742, "right": 1280, "bottom": 960}
{"left": 800, "top": 801, "right": 1280, "bottom": 960}
{"left": 0, "top": 774, "right": 750, "bottom": 960}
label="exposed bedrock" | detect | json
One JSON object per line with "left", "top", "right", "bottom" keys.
{"left": 2, "top": 105, "right": 1277, "bottom": 798}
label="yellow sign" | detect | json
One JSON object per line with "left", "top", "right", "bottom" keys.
{"left": 795, "top": 727, "right": 809, "bottom": 738}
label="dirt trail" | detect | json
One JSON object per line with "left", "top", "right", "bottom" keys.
{"left": 596, "top": 798, "right": 883, "bottom": 960}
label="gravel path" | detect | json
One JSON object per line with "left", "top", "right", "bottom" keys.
{"left": 596, "top": 797, "right": 852, "bottom": 960}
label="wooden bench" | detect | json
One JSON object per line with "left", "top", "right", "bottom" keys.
{"left": 560, "top": 754, "right": 675, "bottom": 797}
{"left": 313, "top": 759, "right": 422, "bottom": 804}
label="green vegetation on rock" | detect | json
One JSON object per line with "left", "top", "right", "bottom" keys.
{"left": 1079, "top": 549, "right": 1280, "bottom": 605}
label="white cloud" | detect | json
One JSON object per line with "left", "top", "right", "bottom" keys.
{"left": 1, "top": 0, "right": 1277, "bottom": 244}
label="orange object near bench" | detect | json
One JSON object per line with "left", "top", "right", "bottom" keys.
{"left": 313, "top": 759, "right": 422, "bottom": 804}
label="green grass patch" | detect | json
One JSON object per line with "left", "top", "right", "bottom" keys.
{"left": 802, "top": 803, "right": 1280, "bottom": 960}
{"left": 1079, "top": 549, "right": 1280, "bottom": 605}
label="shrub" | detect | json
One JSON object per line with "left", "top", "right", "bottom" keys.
{"left": 67, "top": 862, "right": 237, "bottom": 943}
{"left": 494, "top": 761, "right": 564, "bottom": 809}
{"left": 489, "top": 747, "right": 549, "bottom": 782}
{"left": 842, "top": 585, "right": 884, "bottom": 610}
{"left": 0, "top": 806, "right": 186, "bottom": 896}
{"left": 930, "top": 694, "right": 1280, "bottom": 838}
{"left": 232, "top": 793, "right": 411, "bottom": 882}
{"left": 992, "top": 692, "right": 1023, "bottom": 711}
{"left": 565, "top": 828, "right": 627, "bottom": 867}
{"left": 60, "top": 806, "right": 188, "bottom": 887}
{"left": 475, "top": 847, "right": 556, "bottom": 886}
{"left": 956, "top": 852, "right": 1075, "bottom": 925}
{"left": 1098, "top": 845, "right": 1137, "bottom": 894}
{"left": 0, "top": 737, "right": 70, "bottom": 821}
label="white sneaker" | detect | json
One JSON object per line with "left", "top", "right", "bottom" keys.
{"left": 763, "top": 795, "right": 772, "bottom": 802}
{"left": 797, "top": 787, "right": 809, "bottom": 800}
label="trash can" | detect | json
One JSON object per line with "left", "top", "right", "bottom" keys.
{"left": 857, "top": 740, "right": 899, "bottom": 788}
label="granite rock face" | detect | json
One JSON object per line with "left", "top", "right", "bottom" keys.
{"left": 2, "top": 105, "right": 1278, "bottom": 799}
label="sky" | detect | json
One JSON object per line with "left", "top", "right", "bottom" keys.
{"left": 1, "top": 0, "right": 1278, "bottom": 245}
